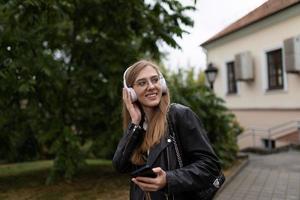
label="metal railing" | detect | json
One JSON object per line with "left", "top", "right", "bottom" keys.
{"left": 238, "top": 120, "right": 300, "bottom": 151}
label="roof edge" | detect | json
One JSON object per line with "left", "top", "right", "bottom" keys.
{"left": 201, "top": 0, "right": 300, "bottom": 47}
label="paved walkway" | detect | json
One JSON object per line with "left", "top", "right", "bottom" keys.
{"left": 215, "top": 150, "right": 300, "bottom": 200}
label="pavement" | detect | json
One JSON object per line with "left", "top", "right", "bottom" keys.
{"left": 215, "top": 150, "right": 300, "bottom": 200}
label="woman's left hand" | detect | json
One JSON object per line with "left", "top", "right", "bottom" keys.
{"left": 131, "top": 167, "right": 167, "bottom": 192}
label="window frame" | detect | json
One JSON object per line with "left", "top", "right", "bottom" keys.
{"left": 226, "top": 61, "right": 237, "bottom": 94}
{"left": 266, "top": 48, "right": 284, "bottom": 90}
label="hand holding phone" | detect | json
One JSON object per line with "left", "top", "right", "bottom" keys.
{"left": 131, "top": 167, "right": 167, "bottom": 192}
{"left": 131, "top": 165, "right": 157, "bottom": 178}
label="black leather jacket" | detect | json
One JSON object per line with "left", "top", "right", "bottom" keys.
{"left": 112, "top": 103, "right": 221, "bottom": 200}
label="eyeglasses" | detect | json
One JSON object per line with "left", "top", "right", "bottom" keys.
{"left": 133, "top": 75, "right": 161, "bottom": 89}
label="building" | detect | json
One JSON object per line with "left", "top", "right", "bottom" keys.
{"left": 201, "top": 0, "right": 300, "bottom": 150}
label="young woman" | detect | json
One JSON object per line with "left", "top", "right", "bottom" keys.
{"left": 113, "top": 60, "right": 224, "bottom": 200}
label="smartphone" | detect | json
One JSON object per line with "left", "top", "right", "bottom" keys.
{"left": 131, "top": 165, "right": 157, "bottom": 178}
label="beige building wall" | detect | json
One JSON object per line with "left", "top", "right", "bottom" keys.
{"left": 233, "top": 109, "right": 300, "bottom": 129}
{"left": 204, "top": 5, "right": 300, "bottom": 149}
{"left": 206, "top": 10, "right": 300, "bottom": 110}
{"left": 205, "top": 4, "right": 300, "bottom": 149}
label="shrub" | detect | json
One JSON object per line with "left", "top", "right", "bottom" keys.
{"left": 167, "top": 69, "right": 242, "bottom": 168}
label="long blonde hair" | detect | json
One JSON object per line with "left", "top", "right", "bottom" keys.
{"left": 122, "top": 60, "right": 170, "bottom": 165}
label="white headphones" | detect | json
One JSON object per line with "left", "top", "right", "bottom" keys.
{"left": 123, "top": 66, "right": 168, "bottom": 102}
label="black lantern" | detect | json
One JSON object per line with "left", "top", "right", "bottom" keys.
{"left": 204, "top": 63, "right": 218, "bottom": 90}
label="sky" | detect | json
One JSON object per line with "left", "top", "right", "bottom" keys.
{"left": 162, "top": 0, "right": 268, "bottom": 73}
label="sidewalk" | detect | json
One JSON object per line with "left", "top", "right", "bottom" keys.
{"left": 215, "top": 150, "right": 300, "bottom": 200}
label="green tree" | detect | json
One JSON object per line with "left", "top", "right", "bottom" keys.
{"left": 167, "top": 68, "right": 242, "bottom": 168}
{"left": 0, "top": 0, "right": 195, "bottom": 182}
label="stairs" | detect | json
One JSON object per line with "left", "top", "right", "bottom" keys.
{"left": 238, "top": 120, "right": 300, "bottom": 151}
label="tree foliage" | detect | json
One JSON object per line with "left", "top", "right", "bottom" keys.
{"left": 0, "top": 0, "right": 195, "bottom": 182}
{"left": 166, "top": 69, "right": 242, "bottom": 168}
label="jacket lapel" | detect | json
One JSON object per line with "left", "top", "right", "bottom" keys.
{"left": 147, "top": 135, "right": 172, "bottom": 166}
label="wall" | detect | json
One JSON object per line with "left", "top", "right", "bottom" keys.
{"left": 205, "top": 5, "right": 300, "bottom": 110}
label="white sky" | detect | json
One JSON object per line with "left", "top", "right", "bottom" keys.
{"left": 162, "top": 0, "right": 268, "bottom": 73}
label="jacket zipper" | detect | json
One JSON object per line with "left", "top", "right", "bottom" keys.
{"left": 166, "top": 140, "right": 175, "bottom": 200}
{"left": 166, "top": 146, "right": 170, "bottom": 200}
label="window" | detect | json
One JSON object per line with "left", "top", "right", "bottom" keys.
{"left": 226, "top": 61, "right": 237, "bottom": 94}
{"left": 267, "top": 49, "right": 284, "bottom": 90}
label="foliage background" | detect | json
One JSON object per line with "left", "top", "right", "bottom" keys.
{"left": 0, "top": 0, "right": 195, "bottom": 181}
{"left": 0, "top": 0, "right": 240, "bottom": 182}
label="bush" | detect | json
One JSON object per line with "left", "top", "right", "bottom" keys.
{"left": 167, "top": 68, "right": 242, "bottom": 169}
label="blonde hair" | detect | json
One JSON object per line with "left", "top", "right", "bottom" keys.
{"left": 122, "top": 60, "right": 170, "bottom": 165}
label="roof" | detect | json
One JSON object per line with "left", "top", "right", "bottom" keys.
{"left": 201, "top": 0, "right": 300, "bottom": 46}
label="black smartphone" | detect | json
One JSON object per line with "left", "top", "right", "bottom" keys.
{"left": 131, "top": 165, "right": 157, "bottom": 178}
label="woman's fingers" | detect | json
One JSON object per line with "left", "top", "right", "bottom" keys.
{"left": 132, "top": 167, "right": 167, "bottom": 192}
{"left": 132, "top": 178, "right": 159, "bottom": 191}
{"left": 152, "top": 167, "right": 163, "bottom": 174}
{"left": 134, "top": 177, "right": 156, "bottom": 184}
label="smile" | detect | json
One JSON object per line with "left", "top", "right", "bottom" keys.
{"left": 145, "top": 93, "right": 158, "bottom": 98}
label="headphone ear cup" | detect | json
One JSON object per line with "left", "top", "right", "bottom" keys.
{"left": 160, "top": 78, "right": 167, "bottom": 94}
{"left": 123, "top": 67, "right": 137, "bottom": 102}
{"left": 127, "top": 87, "right": 137, "bottom": 102}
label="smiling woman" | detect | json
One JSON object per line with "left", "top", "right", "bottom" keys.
{"left": 112, "top": 60, "right": 225, "bottom": 200}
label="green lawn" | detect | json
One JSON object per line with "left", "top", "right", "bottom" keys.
{"left": 0, "top": 159, "right": 240, "bottom": 200}
{"left": 0, "top": 160, "right": 129, "bottom": 200}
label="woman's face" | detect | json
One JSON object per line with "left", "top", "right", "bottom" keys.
{"left": 133, "top": 65, "right": 162, "bottom": 108}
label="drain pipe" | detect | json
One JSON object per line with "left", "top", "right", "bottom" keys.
{"left": 298, "top": 121, "right": 300, "bottom": 144}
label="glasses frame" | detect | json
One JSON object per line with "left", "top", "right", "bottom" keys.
{"left": 133, "top": 75, "right": 162, "bottom": 89}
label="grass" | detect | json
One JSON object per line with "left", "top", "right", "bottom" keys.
{"left": 0, "top": 159, "right": 244, "bottom": 200}
{"left": 0, "top": 160, "right": 53, "bottom": 177}
{"left": 0, "top": 159, "right": 112, "bottom": 177}
{"left": 0, "top": 159, "right": 129, "bottom": 200}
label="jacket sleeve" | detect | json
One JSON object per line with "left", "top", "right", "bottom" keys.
{"left": 112, "top": 123, "right": 144, "bottom": 173}
{"left": 166, "top": 104, "right": 221, "bottom": 193}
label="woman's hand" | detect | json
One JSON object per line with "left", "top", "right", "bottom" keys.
{"left": 123, "top": 88, "right": 141, "bottom": 125}
{"left": 131, "top": 167, "right": 167, "bottom": 192}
